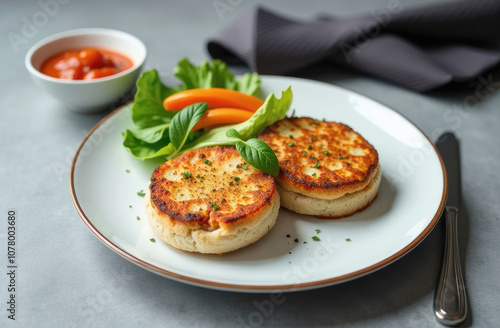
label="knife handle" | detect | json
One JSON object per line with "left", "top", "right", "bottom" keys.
{"left": 434, "top": 206, "right": 467, "bottom": 326}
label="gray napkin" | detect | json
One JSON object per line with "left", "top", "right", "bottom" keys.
{"left": 207, "top": 0, "right": 500, "bottom": 92}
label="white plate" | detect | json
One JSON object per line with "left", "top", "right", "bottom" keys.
{"left": 70, "top": 76, "right": 446, "bottom": 293}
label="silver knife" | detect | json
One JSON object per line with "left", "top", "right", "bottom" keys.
{"left": 434, "top": 132, "right": 467, "bottom": 326}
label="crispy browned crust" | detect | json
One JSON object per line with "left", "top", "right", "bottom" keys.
{"left": 149, "top": 146, "right": 276, "bottom": 232}
{"left": 259, "top": 117, "right": 379, "bottom": 200}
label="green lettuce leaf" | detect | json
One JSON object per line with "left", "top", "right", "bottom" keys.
{"left": 236, "top": 72, "right": 261, "bottom": 98}
{"left": 131, "top": 70, "right": 178, "bottom": 129}
{"left": 122, "top": 128, "right": 174, "bottom": 160}
{"left": 180, "top": 86, "right": 293, "bottom": 153}
{"left": 174, "top": 58, "right": 260, "bottom": 96}
{"left": 123, "top": 58, "right": 264, "bottom": 160}
{"left": 123, "top": 125, "right": 202, "bottom": 160}
{"left": 127, "top": 123, "right": 170, "bottom": 144}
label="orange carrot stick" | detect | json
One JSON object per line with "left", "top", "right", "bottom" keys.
{"left": 163, "top": 88, "right": 264, "bottom": 112}
{"left": 191, "top": 108, "right": 253, "bottom": 131}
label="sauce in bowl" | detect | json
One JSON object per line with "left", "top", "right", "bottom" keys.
{"left": 40, "top": 48, "right": 133, "bottom": 80}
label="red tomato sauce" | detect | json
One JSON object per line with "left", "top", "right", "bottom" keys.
{"left": 40, "top": 48, "right": 133, "bottom": 80}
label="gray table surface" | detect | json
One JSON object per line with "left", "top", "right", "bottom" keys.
{"left": 2, "top": 0, "right": 499, "bottom": 327}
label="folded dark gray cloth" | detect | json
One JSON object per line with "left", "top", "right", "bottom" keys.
{"left": 207, "top": 0, "right": 500, "bottom": 92}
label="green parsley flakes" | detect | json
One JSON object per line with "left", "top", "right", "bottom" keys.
{"left": 209, "top": 201, "right": 220, "bottom": 211}
{"left": 307, "top": 145, "right": 312, "bottom": 150}
{"left": 243, "top": 163, "right": 248, "bottom": 170}
{"left": 126, "top": 169, "right": 130, "bottom": 173}
{"left": 288, "top": 142, "right": 295, "bottom": 146}
{"left": 150, "top": 238, "right": 156, "bottom": 243}
{"left": 346, "top": 238, "right": 352, "bottom": 242}
{"left": 312, "top": 236, "right": 321, "bottom": 241}
{"left": 315, "top": 229, "right": 321, "bottom": 234}
{"left": 137, "top": 190, "right": 146, "bottom": 197}
{"left": 311, "top": 137, "right": 316, "bottom": 141}
{"left": 312, "top": 163, "right": 320, "bottom": 168}
{"left": 136, "top": 216, "right": 141, "bottom": 221}
{"left": 204, "top": 159, "right": 212, "bottom": 165}
{"left": 322, "top": 150, "right": 329, "bottom": 155}
{"left": 182, "top": 172, "right": 192, "bottom": 179}
{"left": 233, "top": 176, "right": 241, "bottom": 181}
{"left": 302, "top": 152, "right": 307, "bottom": 156}
{"left": 289, "top": 135, "right": 294, "bottom": 139}
{"left": 312, "top": 173, "right": 317, "bottom": 177}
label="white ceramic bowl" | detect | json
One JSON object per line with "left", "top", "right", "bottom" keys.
{"left": 25, "top": 28, "right": 147, "bottom": 114}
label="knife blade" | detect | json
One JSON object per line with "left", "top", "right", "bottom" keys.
{"left": 436, "top": 133, "right": 460, "bottom": 209}
{"left": 433, "top": 132, "right": 467, "bottom": 326}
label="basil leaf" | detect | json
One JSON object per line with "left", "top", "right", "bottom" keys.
{"left": 235, "top": 138, "right": 280, "bottom": 177}
{"left": 168, "top": 102, "right": 208, "bottom": 155}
